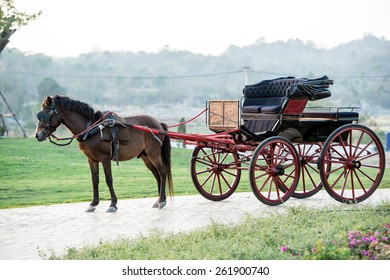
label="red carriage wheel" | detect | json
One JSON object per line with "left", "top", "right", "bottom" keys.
{"left": 249, "top": 137, "right": 300, "bottom": 206}
{"left": 293, "top": 143, "right": 329, "bottom": 198}
{"left": 319, "top": 124, "right": 385, "bottom": 203}
{"left": 190, "top": 146, "right": 241, "bottom": 201}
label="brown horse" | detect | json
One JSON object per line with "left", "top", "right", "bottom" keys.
{"left": 34, "top": 95, "right": 173, "bottom": 212}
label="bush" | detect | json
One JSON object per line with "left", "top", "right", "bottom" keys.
{"left": 281, "top": 223, "right": 390, "bottom": 260}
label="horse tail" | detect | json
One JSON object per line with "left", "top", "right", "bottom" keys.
{"left": 161, "top": 123, "right": 174, "bottom": 199}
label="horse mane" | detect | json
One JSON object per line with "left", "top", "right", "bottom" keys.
{"left": 44, "top": 95, "right": 97, "bottom": 121}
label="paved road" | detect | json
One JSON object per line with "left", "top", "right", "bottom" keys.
{"left": 1, "top": 190, "right": 389, "bottom": 260}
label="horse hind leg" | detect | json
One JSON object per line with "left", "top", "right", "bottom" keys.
{"left": 140, "top": 155, "right": 166, "bottom": 209}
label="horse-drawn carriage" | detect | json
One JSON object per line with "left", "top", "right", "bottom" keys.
{"left": 185, "top": 75, "right": 385, "bottom": 206}
{"left": 35, "top": 75, "right": 386, "bottom": 212}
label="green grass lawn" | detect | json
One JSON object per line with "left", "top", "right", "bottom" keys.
{"left": 0, "top": 138, "right": 202, "bottom": 208}
{"left": 0, "top": 138, "right": 388, "bottom": 209}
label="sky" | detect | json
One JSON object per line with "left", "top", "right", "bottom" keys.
{"left": 8, "top": 0, "right": 390, "bottom": 58}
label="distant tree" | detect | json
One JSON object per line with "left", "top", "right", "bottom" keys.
{"left": 37, "top": 78, "right": 66, "bottom": 100}
{"left": 177, "top": 118, "right": 186, "bottom": 148}
{"left": 0, "top": 0, "right": 41, "bottom": 52}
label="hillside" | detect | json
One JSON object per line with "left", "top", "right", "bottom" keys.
{"left": 0, "top": 35, "right": 389, "bottom": 136}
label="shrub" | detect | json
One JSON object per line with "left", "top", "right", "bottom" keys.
{"left": 281, "top": 223, "right": 390, "bottom": 260}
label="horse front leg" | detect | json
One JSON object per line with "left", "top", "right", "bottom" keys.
{"left": 85, "top": 159, "right": 100, "bottom": 212}
{"left": 101, "top": 158, "right": 118, "bottom": 213}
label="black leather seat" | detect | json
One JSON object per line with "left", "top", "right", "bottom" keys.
{"left": 242, "top": 77, "right": 300, "bottom": 114}
{"left": 242, "top": 76, "right": 332, "bottom": 114}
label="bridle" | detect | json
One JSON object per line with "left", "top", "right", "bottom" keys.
{"left": 37, "top": 100, "right": 61, "bottom": 135}
{"left": 36, "top": 98, "right": 116, "bottom": 146}
{"left": 36, "top": 100, "right": 74, "bottom": 146}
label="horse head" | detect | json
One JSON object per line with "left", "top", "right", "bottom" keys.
{"left": 35, "top": 96, "right": 62, "bottom": 141}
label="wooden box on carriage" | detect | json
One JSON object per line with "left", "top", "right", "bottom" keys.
{"left": 207, "top": 100, "right": 239, "bottom": 132}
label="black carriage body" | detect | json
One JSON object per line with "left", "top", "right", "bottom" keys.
{"left": 238, "top": 75, "right": 359, "bottom": 143}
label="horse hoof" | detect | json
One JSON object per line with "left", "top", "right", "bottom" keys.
{"left": 159, "top": 201, "right": 167, "bottom": 209}
{"left": 106, "top": 206, "right": 118, "bottom": 213}
{"left": 85, "top": 205, "right": 96, "bottom": 212}
{"left": 152, "top": 200, "right": 159, "bottom": 208}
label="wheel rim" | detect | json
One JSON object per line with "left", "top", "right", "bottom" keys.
{"left": 191, "top": 146, "right": 241, "bottom": 200}
{"left": 250, "top": 137, "right": 300, "bottom": 205}
{"left": 320, "top": 124, "right": 385, "bottom": 203}
{"left": 293, "top": 143, "right": 328, "bottom": 198}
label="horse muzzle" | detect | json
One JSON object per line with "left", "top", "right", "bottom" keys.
{"left": 35, "top": 130, "right": 48, "bottom": 141}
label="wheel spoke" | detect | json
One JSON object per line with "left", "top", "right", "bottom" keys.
{"left": 329, "top": 143, "right": 348, "bottom": 161}
{"left": 259, "top": 175, "right": 272, "bottom": 193}
{"left": 350, "top": 169, "right": 355, "bottom": 199}
{"left": 199, "top": 148, "right": 214, "bottom": 163}
{"left": 276, "top": 146, "right": 289, "bottom": 166}
{"left": 329, "top": 168, "right": 347, "bottom": 189}
{"left": 219, "top": 152, "right": 229, "bottom": 164}
{"left": 277, "top": 176, "right": 290, "bottom": 193}
{"left": 196, "top": 169, "right": 211, "bottom": 176}
{"left": 275, "top": 177, "right": 282, "bottom": 200}
{"left": 326, "top": 164, "right": 345, "bottom": 176}
{"left": 338, "top": 134, "right": 350, "bottom": 159}
{"left": 216, "top": 173, "right": 223, "bottom": 195}
{"left": 210, "top": 172, "right": 217, "bottom": 194}
{"left": 219, "top": 172, "right": 233, "bottom": 191}
{"left": 255, "top": 172, "right": 269, "bottom": 181}
{"left": 305, "top": 144, "right": 314, "bottom": 156}
{"left": 267, "top": 178, "right": 274, "bottom": 199}
{"left": 195, "top": 158, "right": 214, "bottom": 167}
{"left": 340, "top": 169, "right": 351, "bottom": 197}
{"left": 352, "top": 169, "right": 367, "bottom": 193}
{"left": 349, "top": 129, "right": 353, "bottom": 156}
{"left": 260, "top": 152, "right": 271, "bottom": 166}
{"left": 200, "top": 171, "right": 214, "bottom": 188}
{"left": 357, "top": 151, "right": 380, "bottom": 162}
{"left": 360, "top": 164, "right": 381, "bottom": 169}
{"left": 223, "top": 169, "right": 239, "bottom": 177}
{"left": 355, "top": 139, "right": 374, "bottom": 159}
{"left": 281, "top": 162, "right": 296, "bottom": 169}
{"left": 283, "top": 169, "right": 294, "bottom": 184}
{"left": 355, "top": 168, "right": 376, "bottom": 183}
{"left": 306, "top": 162, "right": 320, "bottom": 174}
{"left": 301, "top": 166, "right": 306, "bottom": 193}
{"left": 304, "top": 164, "right": 317, "bottom": 188}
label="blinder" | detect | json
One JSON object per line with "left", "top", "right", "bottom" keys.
{"left": 36, "top": 100, "right": 60, "bottom": 135}
{"left": 37, "top": 110, "right": 52, "bottom": 122}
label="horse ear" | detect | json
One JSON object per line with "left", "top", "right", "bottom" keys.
{"left": 46, "top": 96, "right": 52, "bottom": 105}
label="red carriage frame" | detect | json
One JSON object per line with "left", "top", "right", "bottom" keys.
{"left": 130, "top": 76, "right": 386, "bottom": 206}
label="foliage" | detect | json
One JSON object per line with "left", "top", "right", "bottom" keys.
{"left": 346, "top": 224, "right": 390, "bottom": 260}
{"left": 37, "top": 77, "right": 66, "bottom": 101}
{"left": 41, "top": 203, "right": 390, "bottom": 260}
{"left": 0, "top": 124, "right": 5, "bottom": 136}
{"left": 281, "top": 223, "right": 390, "bottom": 260}
{"left": 0, "top": 0, "right": 41, "bottom": 40}
{"left": 176, "top": 117, "right": 186, "bottom": 148}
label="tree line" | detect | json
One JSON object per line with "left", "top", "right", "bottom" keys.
{"left": 0, "top": 35, "right": 389, "bottom": 135}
